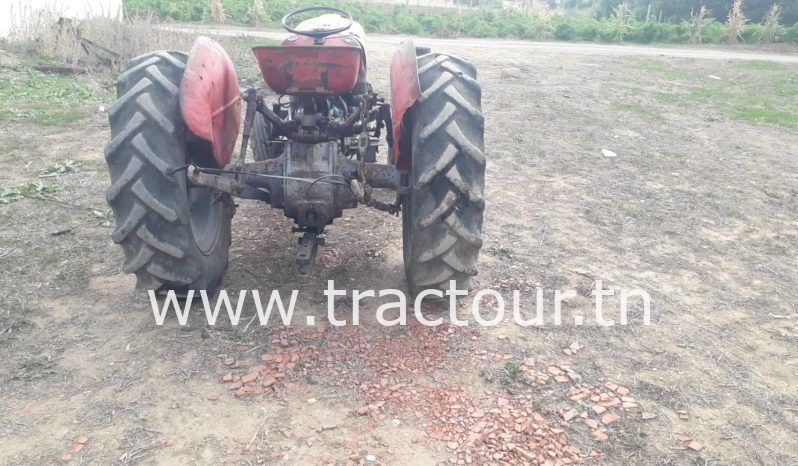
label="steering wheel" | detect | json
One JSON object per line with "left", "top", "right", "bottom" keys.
{"left": 282, "top": 6, "right": 353, "bottom": 40}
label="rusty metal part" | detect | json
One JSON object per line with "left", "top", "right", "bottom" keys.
{"left": 351, "top": 164, "right": 401, "bottom": 215}
{"left": 296, "top": 231, "right": 321, "bottom": 276}
{"left": 237, "top": 88, "right": 258, "bottom": 170}
{"left": 283, "top": 141, "right": 356, "bottom": 230}
{"left": 353, "top": 162, "right": 400, "bottom": 190}
{"left": 349, "top": 179, "right": 366, "bottom": 203}
{"left": 360, "top": 182, "right": 401, "bottom": 215}
{"left": 328, "top": 159, "right": 402, "bottom": 190}
{"left": 187, "top": 165, "right": 244, "bottom": 196}
{"left": 365, "top": 195, "right": 400, "bottom": 214}
{"left": 186, "top": 166, "right": 270, "bottom": 202}
{"left": 256, "top": 98, "right": 293, "bottom": 134}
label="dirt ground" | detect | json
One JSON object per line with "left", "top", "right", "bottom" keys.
{"left": 1, "top": 32, "right": 797, "bottom": 465}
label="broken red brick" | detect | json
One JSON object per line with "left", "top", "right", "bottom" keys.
{"left": 262, "top": 376, "right": 277, "bottom": 387}
{"left": 687, "top": 440, "right": 703, "bottom": 451}
{"left": 591, "top": 405, "right": 607, "bottom": 414}
{"left": 241, "top": 373, "right": 258, "bottom": 384}
{"left": 523, "top": 357, "right": 535, "bottom": 367}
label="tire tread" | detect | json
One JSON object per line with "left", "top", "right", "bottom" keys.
{"left": 105, "top": 50, "right": 230, "bottom": 294}
{"left": 403, "top": 52, "right": 485, "bottom": 292}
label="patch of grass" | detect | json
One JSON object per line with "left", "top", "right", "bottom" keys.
{"left": 730, "top": 106, "right": 798, "bottom": 127}
{"left": 633, "top": 59, "right": 694, "bottom": 80}
{"left": 612, "top": 102, "right": 664, "bottom": 121}
{"left": 482, "top": 361, "right": 533, "bottom": 394}
{"left": 691, "top": 84, "right": 798, "bottom": 128}
{"left": 30, "top": 109, "right": 87, "bottom": 125}
{"left": 772, "top": 79, "right": 798, "bottom": 97}
{"left": 654, "top": 91, "right": 681, "bottom": 103}
{"left": 0, "top": 135, "right": 27, "bottom": 155}
{"left": 0, "top": 182, "right": 61, "bottom": 204}
{"left": 688, "top": 86, "right": 732, "bottom": 100}
{"left": 44, "top": 159, "right": 83, "bottom": 174}
{"left": 225, "top": 329, "right": 243, "bottom": 342}
{"left": 738, "top": 60, "right": 783, "bottom": 71}
{"left": 636, "top": 62, "right": 798, "bottom": 129}
{"left": 0, "top": 70, "right": 97, "bottom": 126}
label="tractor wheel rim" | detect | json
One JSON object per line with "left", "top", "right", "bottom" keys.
{"left": 188, "top": 186, "right": 223, "bottom": 256}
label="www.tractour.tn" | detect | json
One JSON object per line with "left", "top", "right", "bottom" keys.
{"left": 149, "top": 280, "right": 652, "bottom": 327}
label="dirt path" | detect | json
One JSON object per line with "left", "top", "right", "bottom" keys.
{"left": 175, "top": 24, "right": 798, "bottom": 63}
{"left": 1, "top": 30, "right": 798, "bottom": 465}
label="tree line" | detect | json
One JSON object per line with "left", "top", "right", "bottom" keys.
{"left": 552, "top": 0, "right": 797, "bottom": 25}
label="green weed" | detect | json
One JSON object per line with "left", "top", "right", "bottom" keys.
{"left": 44, "top": 159, "right": 83, "bottom": 174}
{"left": 89, "top": 209, "right": 114, "bottom": 227}
{"left": 612, "top": 102, "right": 664, "bottom": 120}
{"left": 0, "top": 182, "right": 61, "bottom": 204}
{"left": 0, "top": 71, "right": 96, "bottom": 126}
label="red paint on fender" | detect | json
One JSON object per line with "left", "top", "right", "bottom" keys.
{"left": 180, "top": 36, "right": 241, "bottom": 167}
{"left": 389, "top": 39, "right": 421, "bottom": 170}
{"left": 252, "top": 42, "right": 363, "bottom": 95}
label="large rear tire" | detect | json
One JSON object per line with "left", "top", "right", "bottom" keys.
{"left": 402, "top": 52, "right": 486, "bottom": 293}
{"left": 105, "top": 51, "right": 232, "bottom": 295}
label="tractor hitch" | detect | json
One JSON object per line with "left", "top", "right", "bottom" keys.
{"left": 295, "top": 230, "right": 323, "bottom": 276}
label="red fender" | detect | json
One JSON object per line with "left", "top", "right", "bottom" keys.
{"left": 180, "top": 36, "right": 241, "bottom": 167}
{"left": 253, "top": 34, "right": 365, "bottom": 94}
{"left": 389, "top": 39, "right": 421, "bottom": 171}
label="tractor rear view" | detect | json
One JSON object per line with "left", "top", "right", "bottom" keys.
{"left": 104, "top": 7, "right": 485, "bottom": 295}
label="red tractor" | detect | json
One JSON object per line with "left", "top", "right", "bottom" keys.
{"left": 105, "top": 7, "right": 485, "bottom": 295}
